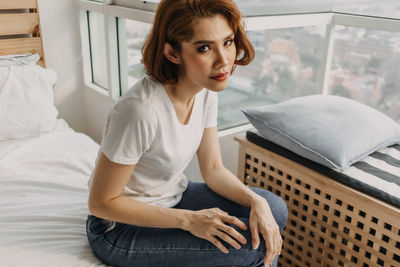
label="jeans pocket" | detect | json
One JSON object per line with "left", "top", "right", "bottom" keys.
{"left": 86, "top": 215, "right": 116, "bottom": 238}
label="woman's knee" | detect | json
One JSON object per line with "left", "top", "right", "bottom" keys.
{"left": 250, "top": 187, "right": 288, "bottom": 231}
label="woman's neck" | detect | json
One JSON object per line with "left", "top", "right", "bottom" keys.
{"left": 163, "top": 79, "right": 202, "bottom": 106}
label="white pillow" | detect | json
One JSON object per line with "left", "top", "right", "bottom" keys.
{"left": 0, "top": 64, "right": 59, "bottom": 141}
{"left": 0, "top": 53, "right": 40, "bottom": 66}
{"left": 241, "top": 95, "right": 400, "bottom": 171}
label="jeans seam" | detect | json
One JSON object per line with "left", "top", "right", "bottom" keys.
{"left": 99, "top": 235, "right": 265, "bottom": 257}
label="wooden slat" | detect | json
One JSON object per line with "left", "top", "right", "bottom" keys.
{"left": 35, "top": 0, "right": 45, "bottom": 67}
{"left": 0, "top": 13, "right": 39, "bottom": 36}
{"left": 0, "top": 37, "right": 42, "bottom": 57}
{"left": 0, "top": 0, "right": 37, "bottom": 10}
{"left": 0, "top": 0, "right": 45, "bottom": 67}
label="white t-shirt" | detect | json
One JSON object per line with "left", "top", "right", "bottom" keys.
{"left": 88, "top": 76, "right": 218, "bottom": 207}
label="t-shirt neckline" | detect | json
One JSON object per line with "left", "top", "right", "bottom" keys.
{"left": 158, "top": 83, "right": 199, "bottom": 128}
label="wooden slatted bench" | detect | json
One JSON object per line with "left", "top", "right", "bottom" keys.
{"left": 235, "top": 133, "right": 400, "bottom": 267}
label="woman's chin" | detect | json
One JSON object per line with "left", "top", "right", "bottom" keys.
{"left": 206, "top": 80, "right": 230, "bottom": 92}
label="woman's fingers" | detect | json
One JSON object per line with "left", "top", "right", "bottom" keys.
{"left": 213, "top": 211, "right": 249, "bottom": 251}
{"left": 215, "top": 208, "right": 283, "bottom": 265}
{"left": 278, "top": 234, "right": 282, "bottom": 255}
{"left": 273, "top": 233, "right": 281, "bottom": 261}
{"left": 250, "top": 219, "right": 260, "bottom": 250}
{"left": 221, "top": 216, "right": 247, "bottom": 240}
{"left": 210, "top": 236, "right": 229, "bottom": 254}
{"left": 218, "top": 223, "right": 247, "bottom": 245}
{"left": 228, "top": 216, "right": 248, "bottom": 231}
{"left": 215, "top": 208, "right": 246, "bottom": 230}
{"left": 214, "top": 229, "right": 242, "bottom": 250}
{"left": 261, "top": 226, "right": 282, "bottom": 266}
{"left": 193, "top": 208, "right": 256, "bottom": 255}
{"left": 262, "top": 230, "right": 276, "bottom": 266}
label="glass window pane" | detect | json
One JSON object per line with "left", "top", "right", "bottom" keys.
{"left": 88, "top": 12, "right": 108, "bottom": 89}
{"left": 333, "top": 0, "right": 400, "bottom": 19}
{"left": 114, "top": 0, "right": 160, "bottom": 11}
{"left": 219, "top": 26, "right": 326, "bottom": 130}
{"left": 119, "top": 19, "right": 152, "bottom": 94}
{"left": 329, "top": 25, "right": 400, "bottom": 123}
{"left": 234, "top": 0, "right": 332, "bottom": 16}
{"left": 235, "top": 0, "right": 400, "bottom": 18}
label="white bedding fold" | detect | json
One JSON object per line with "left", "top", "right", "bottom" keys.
{"left": 0, "top": 121, "right": 104, "bottom": 266}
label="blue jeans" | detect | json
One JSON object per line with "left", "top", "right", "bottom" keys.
{"left": 86, "top": 181, "right": 288, "bottom": 267}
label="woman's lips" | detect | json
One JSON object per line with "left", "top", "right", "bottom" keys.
{"left": 210, "top": 72, "right": 229, "bottom": 81}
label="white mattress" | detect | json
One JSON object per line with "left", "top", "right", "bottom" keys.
{"left": 0, "top": 119, "right": 106, "bottom": 266}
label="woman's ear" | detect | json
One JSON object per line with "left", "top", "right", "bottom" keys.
{"left": 163, "top": 43, "right": 181, "bottom": 64}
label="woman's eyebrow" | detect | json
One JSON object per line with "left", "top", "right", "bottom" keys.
{"left": 192, "top": 33, "right": 234, "bottom": 45}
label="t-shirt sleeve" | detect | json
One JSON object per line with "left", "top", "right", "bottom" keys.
{"left": 101, "top": 98, "right": 157, "bottom": 165}
{"left": 204, "top": 91, "right": 218, "bottom": 128}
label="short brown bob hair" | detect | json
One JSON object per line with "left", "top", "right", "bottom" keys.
{"left": 142, "top": 0, "right": 255, "bottom": 84}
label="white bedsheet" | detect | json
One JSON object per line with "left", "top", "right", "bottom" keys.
{"left": 0, "top": 119, "right": 105, "bottom": 266}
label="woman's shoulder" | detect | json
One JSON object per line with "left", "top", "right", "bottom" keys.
{"left": 108, "top": 98, "right": 158, "bottom": 132}
{"left": 110, "top": 77, "right": 161, "bottom": 123}
{"left": 121, "top": 76, "right": 163, "bottom": 102}
{"left": 113, "top": 76, "right": 162, "bottom": 111}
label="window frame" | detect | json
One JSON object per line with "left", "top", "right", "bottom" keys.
{"left": 79, "top": 1, "right": 155, "bottom": 99}
{"left": 78, "top": 0, "right": 400, "bottom": 134}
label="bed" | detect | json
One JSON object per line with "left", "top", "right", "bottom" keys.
{"left": 0, "top": 120, "right": 103, "bottom": 266}
{"left": 236, "top": 96, "right": 400, "bottom": 267}
{"left": 0, "top": 1, "right": 106, "bottom": 266}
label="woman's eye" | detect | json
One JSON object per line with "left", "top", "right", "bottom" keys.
{"left": 197, "top": 45, "right": 210, "bottom": 53}
{"left": 225, "top": 39, "right": 233, "bottom": 46}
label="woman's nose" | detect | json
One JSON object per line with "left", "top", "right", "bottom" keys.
{"left": 214, "top": 47, "right": 229, "bottom": 69}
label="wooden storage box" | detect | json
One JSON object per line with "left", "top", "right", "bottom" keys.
{"left": 234, "top": 134, "right": 400, "bottom": 267}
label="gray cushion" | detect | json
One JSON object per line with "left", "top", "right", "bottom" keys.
{"left": 241, "top": 95, "right": 400, "bottom": 171}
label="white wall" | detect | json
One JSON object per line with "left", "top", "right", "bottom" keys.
{"left": 83, "top": 87, "right": 114, "bottom": 144}
{"left": 38, "top": 0, "right": 87, "bottom": 134}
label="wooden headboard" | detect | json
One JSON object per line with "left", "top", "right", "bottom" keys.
{"left": 0, "top": 0, "right": 45, "bottom": 67}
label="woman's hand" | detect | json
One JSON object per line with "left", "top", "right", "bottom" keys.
{"left": 250, "top": 197, "right": 282, "bottom": 266}
{"left": 183, "top": 208, "right": 248, "bottom": 253}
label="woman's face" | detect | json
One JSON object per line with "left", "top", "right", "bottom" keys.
{"left": 178, "top": 14, "right": 236, "bottom": 92}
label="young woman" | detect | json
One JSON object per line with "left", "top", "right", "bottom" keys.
{"left": 86, "top": 0, "right": 288, "bottom": 266}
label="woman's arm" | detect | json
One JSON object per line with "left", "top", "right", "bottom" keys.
{"left": 89, "top": 152, "right": 247, "bottom": 253}
{"left": 197, "top": 127, "right": 282, "bottom": 266}
{"left": 196, "top": 127, "right": 261, "bottom": 206}
{"left": 89, "top": 152, "right": 191, "bottom": 229}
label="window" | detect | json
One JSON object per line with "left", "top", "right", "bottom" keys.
{"left": 79, "top": 0, "right": 400, "bottom": 129}
{"left": 235, "top": 0, "right": 400, "bottom": 19}
{"left": 114, "top": 0, "right": 160, "bottom": 11}
{"left": 333, "top": 0, "right": 400, "bottom": 20}
{"left": 118, "top": 18, "right": 152, "bottom": 95}
{"left": 87, "top": 11, "right": 108, "bottom": 89}
{"left": 235, "top": 0, "right": 332, "bottom": 16}
{"left": 219, "top": 26, "right": 326, "bottom": 130}
{"left": 329, "top": 25, "right": 400, "bottom": 122}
